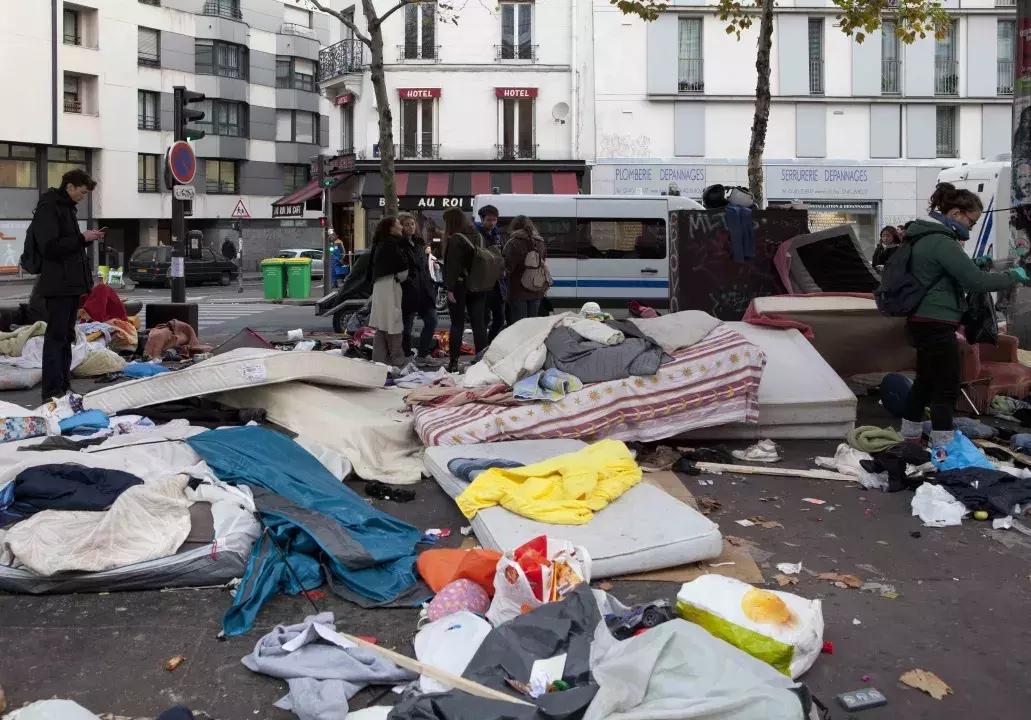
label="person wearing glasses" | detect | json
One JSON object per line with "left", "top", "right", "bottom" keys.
{"left": 899, "top": 182, "right": 1029, "bottom": 453}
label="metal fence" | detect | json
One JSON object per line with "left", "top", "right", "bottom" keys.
{"left": 936, "top": 107, "right": 957, "bottom": 158}
{"left": 400, "top": 144, "right": 440, "bottom": 159}
{"left": 882, "top": 59, "right": 902, "bottom": 94}
{"left": 999, "top": 60, "right": 1015, "bottom": 95}
{"left": 935, "top": 60, "right": 958, "bottom": 95}
{"left": 678, "top": 58, "right": 703, "bottom": 93}
{"left": 809, "top": 60, "right": 824, "bottom": 95}
{"left": 397, "top": 44, "right": 440, "bottom": 62}
{"left": 202, "top": 0, "right": 242, "bottom": 20}
{"left": 495, "top": 144, "right": 537, "bottom": 160}
{"left": 318, "top": 40, "right": 367, "bottom": 81}
{"left": 495, "top": 44, "right": 537, "bottom": 62}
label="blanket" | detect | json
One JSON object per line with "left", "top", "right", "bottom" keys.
{"left": 462, "top": 313, "right": 574, "bottom": 388}
{"left": 144, "top": 319, "right": 211, "bottom": 359}
{"left": 79, "top": 284, "right": 127, "bottom": 323}
{"left": 0, "top": 321, "right": 46, "bottom": 357}
{"left": 544, "top": 320, "right": 665, "bottom": 384}
{"left": 628, "top": 311, "right": 722, "bottom": 354}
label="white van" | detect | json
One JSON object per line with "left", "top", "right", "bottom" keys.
{"left": 937, "top": 158, "right": 1010, "bottom": 261}
{"left": 471, "top": 194, "right": 703, "bottom": 308}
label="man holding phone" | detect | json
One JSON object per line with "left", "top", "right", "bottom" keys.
{"left": 29, "top": 169, "right": 104, "bottom": 401}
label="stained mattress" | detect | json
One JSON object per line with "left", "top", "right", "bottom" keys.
{"left": 413, "top": 324, "right": 764, "bottom": 446}
{"left": 424, "top": 440, "right": 723, "bottom": 578}
{"left": 83, "top": 348, "right": 387, "bottom": 415}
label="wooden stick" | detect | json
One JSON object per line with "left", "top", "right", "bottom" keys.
{"left": 694, "top": 461, "right": 856, "bottom": 482}
{"left": 973, "top": 439, "right": 1031, "bottom": 467}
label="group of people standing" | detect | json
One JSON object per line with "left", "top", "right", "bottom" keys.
{"left": 366, "top": 204, "right": 549, "bottom": 373}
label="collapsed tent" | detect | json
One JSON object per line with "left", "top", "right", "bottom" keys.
{"left": 773, "top": 224, "right": 880, "bottom": 294}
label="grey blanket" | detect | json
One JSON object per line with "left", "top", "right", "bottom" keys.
{"left": 543, "top": 320, "right": 666, "bottom": 384}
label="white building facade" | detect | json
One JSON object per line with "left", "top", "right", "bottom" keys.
{"left": 590, "top": 0, "right": 1017, "bottom": 250}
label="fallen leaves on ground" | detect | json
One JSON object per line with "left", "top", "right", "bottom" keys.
{"left": 746, "top": 516, "right": 784, "bottom": 529}
{"left": 773, "top": 574, "right": 799, "bottom": 587}
{"left": 817, "top": 572, "right": 863, "bottom": 589}
{"left": 164, "top": 655, "right": 186, "bottom": 672}
{"left": 697, "top": 496, "right": 722, "bottom": 515}
{"left": 900, "top": 669, "right": 952, "bottom": 700}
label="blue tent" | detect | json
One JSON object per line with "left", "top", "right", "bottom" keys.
{"left": 187, "top": 427, "right": 424, "bottom": 636}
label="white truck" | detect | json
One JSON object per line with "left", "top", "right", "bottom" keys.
{"left": 937, "top": 157, "right": 1012, "bottom": 261}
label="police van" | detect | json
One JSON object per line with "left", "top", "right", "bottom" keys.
{"left": 471, "top": 194, "right": 704, "bottom": 308}
{"left": 937, "top": 157, "right": 1011, "bottom": 261}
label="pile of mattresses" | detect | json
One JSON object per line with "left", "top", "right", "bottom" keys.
{"left": 424, "top": 439, "right": 724, "bottom": 578}
{"left": 774, "top": 224, "right": 880, "bottom": 294}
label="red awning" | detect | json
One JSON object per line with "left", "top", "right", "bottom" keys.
{"left": 362, "top": 171, "right": 581, "bottom": 203}
{"left": 272, "top": 179, "right": 323, "bottom": 207}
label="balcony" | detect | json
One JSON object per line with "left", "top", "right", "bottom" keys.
{"left": 138, "top": 114, "right": 160, "bottom": 131}
{"left": 496, "top": 144, "right": 537, "bottom": 160}
{"left": 809, "top": 60, "right": 824, "bottom": 95}
{"left": 202, "top": 0, "right": 242, "bottom": 20}
{"left": 318, "top": 39, "right": 367, "bottom": 84}
{"left": 935, "top": 59, "right": 958, "bottom": 95}
{"left": 138, "top": 52, "right": 160, "bottom": 68}
{"left": 997, "top": 0, "right": 1016, "bottom": 6}
{"left": 138, "top": 179, "right": 159, "bottom": 193}
{"left": 397, "top": 44, "right": 440, "bottom": 62}
{"left": 281, "top": 22, "right": 317, "bottom": 40}
{"left": 678, "top": 58, "right": 703, "bottom": 93}
{"left": 495, "top": 43, "right": 537, "bottom": 62}
{"left": 400, "top": 144, "right": 440, "bottom": 160}
{"left": 999, "top": 60, "right": 1015, "bottom": 95}
{"left": 64, "top": 98, "right": 82, "bottom": 114}
{"left": 882, "top": 59, "right": 902, "bottom": 95}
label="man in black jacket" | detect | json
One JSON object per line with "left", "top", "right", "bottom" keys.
{"left": 30, "top": 169, "right": 105, "bottom": 401}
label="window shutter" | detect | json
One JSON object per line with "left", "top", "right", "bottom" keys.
{"left": 284, "top": 5, "right": 312, "bottom": 28}
{"left": 277, "top": 110, "right": 293, "bottom": 141}
{"left": 295, "top": 58, "right": 315, "bottom": 75}
{"left": 139, "top": 28, "right": 158, "bottom": 57}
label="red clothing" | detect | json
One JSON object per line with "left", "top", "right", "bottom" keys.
{"left": 79, "top": 284, "right": 127, "bottom": 323}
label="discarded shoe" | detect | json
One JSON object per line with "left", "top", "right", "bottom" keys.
{"left": 732, "top": 440, "right": 781, "bottom": 464}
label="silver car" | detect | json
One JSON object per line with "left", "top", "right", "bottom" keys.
{"left": 277, "top": 248, "right": 324, "bottom": 278}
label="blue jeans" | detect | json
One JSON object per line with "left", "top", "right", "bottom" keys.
{"left": 508, "top": 298, "right": 540, "bottom": 324}
{"left": 403, "top": 303, "right": 438, "bottom": 358}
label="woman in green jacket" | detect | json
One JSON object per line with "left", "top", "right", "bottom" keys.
{"left": 901, "top": 182, "right": 1030, "bottom": 450}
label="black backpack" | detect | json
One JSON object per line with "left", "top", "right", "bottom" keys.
{"left": 874, "top": 240, "right": 938, "bottom": 317}
{"left": 19, "top": 221, "right": 42, "bottom": 275}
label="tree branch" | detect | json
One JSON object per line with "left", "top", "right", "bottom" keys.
{"left": 373, "top": 0, "right": 416, "bottom": 30}
{"left": 306, "top": 0, "right": 372, "bottom": 46}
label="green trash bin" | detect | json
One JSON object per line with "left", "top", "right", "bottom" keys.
{"left": 284, "top": 257, "right": 313, "bottom": 299}
{"left": 260, "top": 258, "right": 287, "bottom": 300}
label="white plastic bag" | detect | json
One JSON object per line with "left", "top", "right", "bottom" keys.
{"left": 486, "top": 535, "right": 592, "bottom": 627}
{"left": 676, "top": 575, "right": 824, "bottom": 679}
{"left": 413, "top": 611, "right": 492, "bottom": 694}
{"left": 911, "top": 482, "right": 968, "bottom": 527}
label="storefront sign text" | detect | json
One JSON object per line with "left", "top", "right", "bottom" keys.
{"left": 272, "top": 204, "right": 303, "bottom": 218}
{"left": 766, "top": 165, "right": 882, "bottom": 200}
{"left": 495, "top": 87, "right": 538, "bottom": 98}
{"left": 611, "top": 164, "right": 707, "bottom": 198}
{"left": 398, "top": 88, "right": 441, "bottom": 99}
{"left": 373, "top": 196, "right": 472, "bottom": 211}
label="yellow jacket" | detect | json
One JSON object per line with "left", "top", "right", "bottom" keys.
{"left": 456, "top": 439, "right": 642, "bottom": 525}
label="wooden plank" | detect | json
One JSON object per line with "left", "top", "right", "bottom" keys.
{"left": 973, "top": 439, "right": 1031, "bottom": 467}
{"left": 694, "top": 461, "right": 855, "bottom": 482}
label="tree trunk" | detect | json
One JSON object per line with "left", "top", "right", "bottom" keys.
{"left": 363, "top": 1, "right": 398, "bottom": 214}
{"left": 747, "top": 0, "right": 774, "bottom": 205}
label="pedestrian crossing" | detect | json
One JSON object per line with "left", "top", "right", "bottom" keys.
{"left": 139, "top": 303, "right": 285, "bottom": 330}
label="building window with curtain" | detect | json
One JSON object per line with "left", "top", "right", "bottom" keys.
{"left": 499, "top": 2, "right": 534, "bottom": 61}
{"left": 276, "top": 56, "right": 316, "bottom": 91}
{"left": 64, "top": 75, "right": 82, "bottom": 113}
{"left": 400, "top": 98, "right": 437, "bottom": 158}
{"left": 195, "top": 40, "right": 247, "bottom": 80}
{"left": 138, "top": 27, "right": 160, "bottom": 67}
{"left": 64, "top": 9, "right": 81, "bottom": 45}
{"left": 283, "top": 4, "right": 312, "bottom": 29}
{"left": 808, "top": 19, "right": 824, "bottom": 95}
{"left": 497, "top": 90, "right": 535, "bottom": 159}
{"left": 999, "top": 20, "right": 1015, "bottom": 95}
{"left": 341, "top": 104, "right": 354, "bottom": 154}
{"left": 936, "top": 106, "right": 957, "bottom": 158}
{"left": 47, "top": 147, "right": 87, "bottom": 188}
{"left": 882, "top": 21, "right": 901, "bottom": 94}
{"left": 677, "top": 18, "right": 703, "bottom": 93}
{"left": 283, "top": 165, "right": 310, "bottom": 193}
{"left": 935, "top": 21, "right": 958, "bottom": 95}
{"left": 138, "top": 91, "right": 160, "bottom": 130}
{"left": 276, "top": 110, "right": 319, "bottom": 143}
{"left": 0, "top": 144, "right": 38, "bottom": 189}
{"left": 138, "top": 154, "right": 159, "bottom": 192}
{"left": 402, "top": 3, "right": 437, "bottom": 60}
{"left": 199, "top": 100, "right": 247, "bottom": 137}
{"left": 205, "top": 159, "right": 237, "bottom": 194}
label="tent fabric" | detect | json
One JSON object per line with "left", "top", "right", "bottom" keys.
{"left": 185, "top": 426, "right": 424, "bottom": 637}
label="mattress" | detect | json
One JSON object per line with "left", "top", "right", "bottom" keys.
{"left": 425, "top": 440, "right": 724, "bottom": 579}
{"left": 413, "top": 324, "right": 763, "bottom": 446}
{"left": 83, "top": 347, "right": 387, "bottom": 415}
{"left": 685, "top": 322, "right": 856, "bottom": 439}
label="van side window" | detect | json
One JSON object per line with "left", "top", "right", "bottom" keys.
{"left": 577, "top": 219, "right": 666, "bottom": 260}
{"left": 499, "top": 217, "right": 577, "bottom": 258}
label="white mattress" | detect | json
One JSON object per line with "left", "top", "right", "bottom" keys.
{"left": 753, "top": 295, "right": 878, "bottom": 313}
{"left": 686, "top": 322, "right": 856, "bottom": 439}
{"left": 424, "top": 440, "right": 724, "bottom": 579}
{"left": 83, "top": 348, "right": 387, "bottom": 415}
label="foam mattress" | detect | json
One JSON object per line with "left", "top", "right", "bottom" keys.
{"left": 83, "top": 348, "right": 387, "bottom": 415}
{"left": 425, "top": 440, "right": 723, "bottom": 578}
{"left": 686, "top": 322, "right": 857, "bottom": 439}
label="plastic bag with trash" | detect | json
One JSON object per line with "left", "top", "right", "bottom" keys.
{"left": 911, "top": 482, "right": 968, "bottom": 527}
{"left": 931, "top": 430, "right": 995, "bottom": 472}
{"left": 413, "top": 611, "right": 492, "bottom": 694}
{"left": 486, "top": 535, "right": 591, "bottom": 626}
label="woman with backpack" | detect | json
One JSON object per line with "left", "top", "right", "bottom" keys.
{"left": 442, "top": 207, "right": 489, "bottom": 373}
{"left": 898, "top": 182, "right": 1030, "bottom": 451}
{"left": 368, "top": 215, "right": 409, "bottom": 367}
{"left": 503, "top": 215, "right": 550, "bottom": 322}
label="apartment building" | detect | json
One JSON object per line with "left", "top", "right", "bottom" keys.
{"left": 313, "top": 0, "right": 590, "bottom": 249}
{"left": 590, "top": 0, "right": 1017, "bottom": 250}
{"left": 0, "top": 0, "right": 336, "bottom": 274}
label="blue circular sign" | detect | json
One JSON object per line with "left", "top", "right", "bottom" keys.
{"left": 168, "top": 141, "right": 196, "bottom": 184}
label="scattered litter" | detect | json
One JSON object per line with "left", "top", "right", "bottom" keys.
{"left": 747, "top": 516, "right": 784, "bottom": 529}
{"left": 899, "top": 668, "right": 952, "bottom": 700}
{"left": 759, "top": 496, "right": 780, "bottom": 502}
{"left": 802, "top": 498, "right": 826, "bottom": 505}
{"left": 735, "top": 519, "right": 756, "bottom": 527}
{"left": 974, "top": 510, "right": 990, "bottom": 521}
{"left": 287, "top": 328, "right": 304, "bottom": 341}
{"left": 776, "top": 562, "right": 802, "bottom": 575}
{"left": 773, "top": 574, "right": 799, "bottom": 587}
{"left": 164, "top": 655, "right": 185, "bottom": 672}
{"left": 301, "top": 590, "right": 328, "bottom": 602}
{"left": 823, "top": 505, "right": 837, "bottom": 512}
{"left": 709, "top": 562, "right": 736, "bottom": 568}
{"left": 696, "top": 496, "right": 721, "bottom": 515}
{"left": 818, "top": 572, "right": 863, "bottom": 589}
{"left": 837, "top": 688, "right": 888, "bottom": 711}
{"left": 862, "top": 674, "right": 872, "bottom": 683}
{"left": 697, "top": 478, "right": 714, "bottom": 486}
{"left": 460, "top": 526, "right": 473, "bottom": 536}
{"left": 821, "top": 641, "right": 834, "bottom": 654}
{"left": 424, "top": 528, "right": 452, "bottom": 539}
{"left": 853, "top": 618, "right": 862, "bottom": 625}
{"left": 993, "top": 516, "right": 1013, "bottom": 530}
{"left": 856, "top": 563, "right": 883, "bottom": 576}
{"left": 912, "top": 483, "right": 968, "bottom": 527}
{"left": 860, "top": 582, "right": 899, "bottom": 599}
{"left": 876, "top": 540, "right": 889, "bottom": 545}
{"left": 910, "top": 531, "right": 922, "bottom": 538}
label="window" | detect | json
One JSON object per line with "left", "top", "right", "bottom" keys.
{"left": 882, "top": 21, "right": 901, "bottom": 94}
{"left": 401, "top": 99, "right": 436, "bottom": 158}
{"left": 276, "top": 56, "right": 316, "bottom": 91}
{"left": 500, "top": 2, "right": 533, "bottom": 60}
{"left": 200, "top": 100, "right": 247, "bottom": 137}
{"left": 936, "top": 21, "right": 958, "bottom": 95}
{"left": 64, "top": 9, "right": 81, "bottom": 45}
{"left": 300, "top": 250, "right": 323, "bottom": 261}
{"left": 138, "top": 91, "right": 160, "bottom": 130}
{"left": 403, "top": 3, "right": 436, "bottom": 60}
{"left": 577, "top": 219, "right": 667, "bottom": 260}
{"left": 999, "top": 20, "right": 1016, "bottom": 95}
{"left": 138, "top": 154, "right": 159, "bottom": 192}
{"left": 283, "top": 164, "right": 310, "bottom": 193}
{"left": 276, "top": 110, "right": 319, "bottom": 143}
{"left": 808, "top": 18, "right": 824, "bottom": 95}
{"left": 47, "top": 147, "right": 87, "bottom": 188}
{"left": 499, "top": 98, "right": 535, "bottom": 159}
{"left": 341, "top": 103, "right": 354, "bottom": 153}
{"left": 64, "top": 75, "right": 81, "bottom": 113}
{"left": 139, "top": 0, "right": 160, "bottom": 5}
{"left": 0, "top": 144, "right": 37, "bottom": 189}
{"left": 284, "top": 4, "right": 312, "bottom": 28}
{"left": 677, "top": 18, "right": 703, "bottom": 93}
{"left": 205, "top": 159, "right": 237, "bottom": 194}
{"left": 500, "top": 217, "right": 576, "bottom": 258}
{"left": 195, "top": 40, "right": 247, "bottom": 80}
{"left": 202, "top": 0, "right": 241, "bottom": 19}
{"left": 936, "top": 106, "right": 957, "bottom": 158}
{"left": 138, "top": 27, "right": 160, "bottom": 67}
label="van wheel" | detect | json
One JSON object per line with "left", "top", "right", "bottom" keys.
{"left": 219, "top": 271, "right": 231, "bottom": 286}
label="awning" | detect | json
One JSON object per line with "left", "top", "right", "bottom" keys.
{"left": 361, "top": 170, "right": 581, "bottom": 210}
{"left": 271, "top": 178, "right": 341, "bottom": 218}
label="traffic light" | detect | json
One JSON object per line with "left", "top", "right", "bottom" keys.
{"left": 174, "top": 86, "right": 206, "bottom": 142}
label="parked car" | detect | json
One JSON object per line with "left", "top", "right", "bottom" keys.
{"left": 277, "top": 248, "right": 324, "bottom": 278}
{"left": 128, "top": 246, "right": 239, "bottom": 287}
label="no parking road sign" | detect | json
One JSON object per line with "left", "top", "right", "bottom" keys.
{"left": 167, "top": 141, "right": 197, "bottom": 185}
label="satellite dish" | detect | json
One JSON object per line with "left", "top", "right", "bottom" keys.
{"left": 552, "top": 102, "right": 570, "bottom": 123}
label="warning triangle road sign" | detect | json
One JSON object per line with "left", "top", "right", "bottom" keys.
{"left": 231, "top": 199, "right": 251, "bottom": 219}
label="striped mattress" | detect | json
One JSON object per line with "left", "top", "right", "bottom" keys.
{"left": 413, "top": 324, "right": 764, "bottom": 446}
